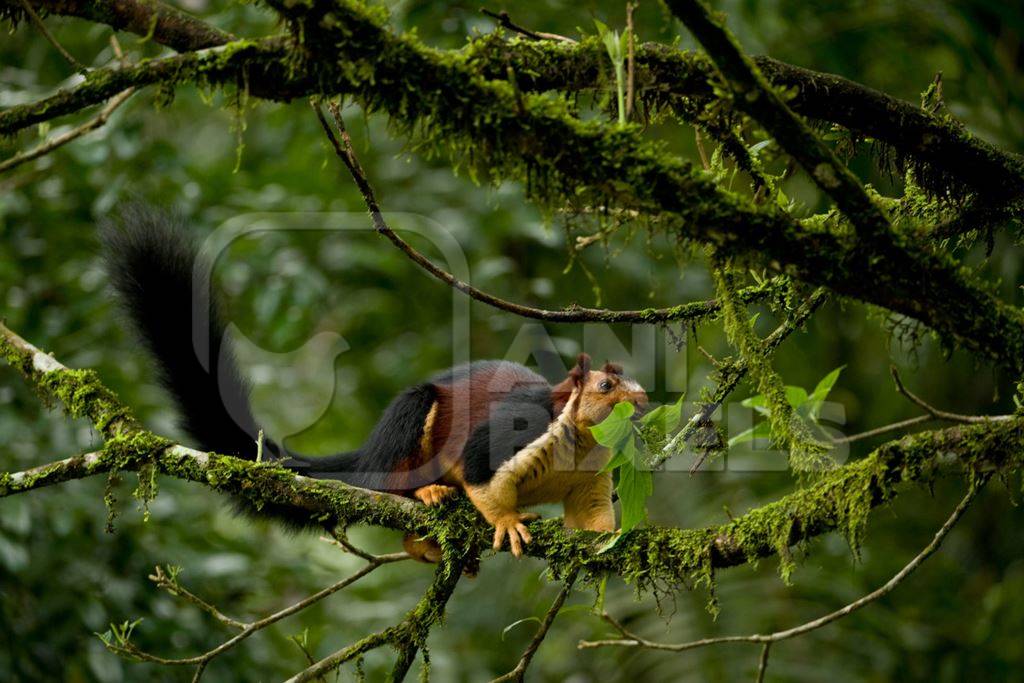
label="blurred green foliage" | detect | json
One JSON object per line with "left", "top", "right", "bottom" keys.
{"left": 1, "top": 0, "right": 1022, "bottom": 681}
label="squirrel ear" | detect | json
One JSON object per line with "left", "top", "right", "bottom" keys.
{"left": 602, "top": 361, "right": 623, "bottom": 375}
{"left": 576, "top": 353, "right": 592, "bottom": 375}
{"left": 569, "top": 353, "right": 591, "bottom": 387}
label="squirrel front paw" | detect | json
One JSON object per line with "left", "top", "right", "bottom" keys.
{"left": 492, "top": 512, "right": 541, "bottom": 557}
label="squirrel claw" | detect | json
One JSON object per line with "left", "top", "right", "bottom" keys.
{"left": 492, "top": 512, "right": 540, "bottom": 557}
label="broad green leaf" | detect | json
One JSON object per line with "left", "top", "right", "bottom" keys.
{"left": 775, "top": 186, "right": 789, "bottom": 208}
{"left": 785, "top": 385, "right": 809, "bottom": 408}
{"left": 598, "top": 456, "right": 653, "bottom": 553}
{"left": 742, "top": 386, "right": 807, "bottom": 412}
{"left": 599, "top": 429, "right": 636, "bottom": 474}
{"left": 728, "top": 420, "right": 771, "bottom": 447}
{"left": 639, "top": 395, "right": 685, "bottom": 433}
{"left": 590, "top": 401, "right": 636, "bottom": 450}
{"left": 616, "top": 459, "right": 652, "bottom": 533}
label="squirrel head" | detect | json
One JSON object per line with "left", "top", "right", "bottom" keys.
{"left": 554, "top": 353, "right": 648, "bottom": 428}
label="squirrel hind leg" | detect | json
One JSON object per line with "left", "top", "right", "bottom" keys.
{"left": 403, "top": 533, "right": 443, "bottom": 563}
{"left": 401, "top": 533, "right": 479, "bottom": 576}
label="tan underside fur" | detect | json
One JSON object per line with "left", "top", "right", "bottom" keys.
{"left": 405, "top": 390, "right": 616, "bottom": 561}
{"left": 465, "top": 390, "right": 615, "bottom": 556}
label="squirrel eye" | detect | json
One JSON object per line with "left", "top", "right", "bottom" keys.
{"left": 598, "top": 379, "right": 613, "bottom": 392}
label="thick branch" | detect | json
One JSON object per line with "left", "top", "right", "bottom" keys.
{"left": 5, "top": 317, "right": 1022, "bottom": 593}
{"left": 469, "top": 37, "right": 1024, "bottom": 205}
{"left": 10, "top": 0, "right": 233, "bottom": 51}
{"left": 10, "top": 0, "right": 1023, "bottom": 211}
{"left": 666, "top": 0, "right": 892, "bottom": 242}
{"left": 0, "top": 38, "right": 302, "bottom": 135}
{"left": 0, "top": 87, "right": 134, "bottom": 174}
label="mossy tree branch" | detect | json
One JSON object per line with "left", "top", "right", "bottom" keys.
{"left": 6, "top": 0, "right": 1018, "bottom": 371}
{"left": 3, "top": 320, "right": 1022, "bottom": 592}
{"left": 666, "top": 0, "right": 893, "bottom": 243}
{"left": 466, "top": 36, "right": 1024, "bottom": 206}
{"left": 3, "top": 0, "right": 233, "bottom": 51}
{"left": 9, "top": 0, "right": 1023, "bottom": 213}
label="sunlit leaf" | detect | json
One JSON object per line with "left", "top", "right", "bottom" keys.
{"left": 728, "top": 420, "right": 772, "bottom": 447}
{"left": 590, "top": 401, "right": 636, "bottom": 451}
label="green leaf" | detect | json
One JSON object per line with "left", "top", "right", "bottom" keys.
{"left": 742, "top": 386, "right": 807, "bottom": 413}
{"left": 501, "top": 617, "right": 541, "bottom": 641}
{"left": 639, "top": 395, "right": 685, "bottom": 433}
{"left": 616, "top": 459, "right": 652, "bottom": 533}
{"left": 599, "top": 429, "right": 636, "bottom": 474}
{"left": 785, "top": 385, "right": 808, "bottom": 408}
{"left": 728, "top": 420, "right": 771, "bottom": 447}
{"left": 740, "top": 393, "right": 771, "bottom": 416}
{"left": 748, "top": 139, "right": 772, "bottom": 157}
{"left": 807, "top": 365, "right": 845, "bottom": 420}
{"left": 590, "top": 401, "right": 636, "bottom": 450}
{"left": 618, "top": 27, "right": 631, "bottom": 55}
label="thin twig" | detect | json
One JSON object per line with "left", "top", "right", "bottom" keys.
{"left": 287, "top": 555, "right": 464, "bottom": 683}
{"left": 480, "top": 8, "right": 576, "bottom": 43}
{"left": 695, "top": 129, "right": 710, "bottom": 170}
{"left": 579, "top": 479, "right": 986, "bottom": 652}
{"left": 105, "top": 550, "right": 410, "bottom": 675}
{"left": 491, "top": 569, "right": 580, "bottom": 682}
{"left": 755, "top": 642, "right": 771, "bottom": 683}
{"left": 830, "top": 368, "right": 1012, "bottom": 445}
{"left": 829, "top": 414, "right": 934, "bottom": 445}
{"left": 0, "top": 88, "right": 134, "bottom": 175}
{"left": 890, "top": 366, "right": 1012, "bottom": 424}
{"left": 17, "top": 0, "right": 86, "bottom": 71}
{"left": 322, "top": 527, "right": 383, "bottom": 563}
{"left": 310, "top": 97, "right": 770, "bottom": 326}
{"left": 149, "top": 566, "right": 248, "bottom": 630}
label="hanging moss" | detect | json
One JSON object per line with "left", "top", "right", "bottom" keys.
{"left": 711, "top": 259, "right": 832, "bottom": 475}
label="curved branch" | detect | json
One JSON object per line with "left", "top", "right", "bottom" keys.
{"left": 313, "top": 97, "right": 777, "bottom": 326}
{"left": 471, "top": 37, "right": 1024, "bottom": 205}
{"left": 3, "top": 317, "right": 1022, "bottom": 603}
{"left": 12, "top": 0, "right": 233, "bottom": 51}
{"left": 890, "top": 366, "right": 1014, "bottom": 425}
{"left": 666, "top": 0, "right": 892, "bottom": 242}
{"left": 0, "top": 87, "right": 134, "bottom": 174}
{"left": 579, "top": 477, "right": 984, "bottom": 651}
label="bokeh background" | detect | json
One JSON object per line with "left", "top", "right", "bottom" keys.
{"left": 2, "top": 1, "right": 1023, "bottom": 680}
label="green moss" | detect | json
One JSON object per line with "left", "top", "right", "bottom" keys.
{"left": 38, "top": 369, "right": 136, "bottom": 435}
{"left": 103, "top": 470, "right": 121, "bottom": 534}
{"left": 712, "top": 260, "right": 832, "bottom": 474}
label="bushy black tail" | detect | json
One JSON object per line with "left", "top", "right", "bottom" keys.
{"left": 101, "top": 205, "right": 264, "bottom": 459}
{"left": 101, "top": 206, "right": 436, "bottom": 501}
